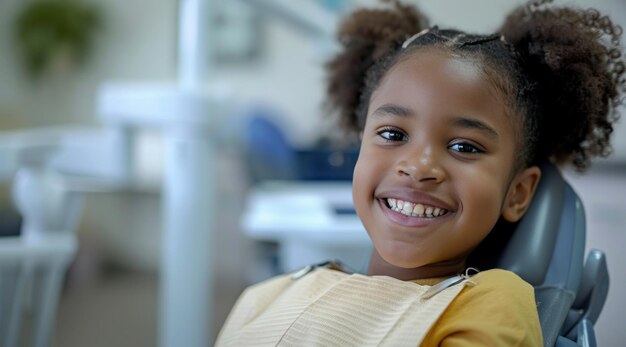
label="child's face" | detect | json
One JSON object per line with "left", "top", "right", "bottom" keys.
{"left": 354, "top": 49, "right": 534, "bottom": 276}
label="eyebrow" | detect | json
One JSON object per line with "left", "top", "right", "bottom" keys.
{"left": 452, "top": 117, "right": 499, "bottom": 140}
{"left": 371, "top": 104, "right": 413, "bottom": 118}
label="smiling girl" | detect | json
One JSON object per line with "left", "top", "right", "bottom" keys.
{"left": 217, "top": 0, "right": 625, "bottom": 345}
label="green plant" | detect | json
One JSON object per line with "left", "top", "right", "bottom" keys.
{"left": 14, "top": 0, "right": 102, "bottom": 79}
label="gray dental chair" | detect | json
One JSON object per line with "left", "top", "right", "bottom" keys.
{"left": 469, "top": 163, "right": 608, "bottom": 347}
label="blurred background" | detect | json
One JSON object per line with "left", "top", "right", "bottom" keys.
{"left": 0, "top": 0, "right": 625, "bottom": 346}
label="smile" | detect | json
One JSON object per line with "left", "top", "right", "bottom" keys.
{"left": 386, "top": 198, "right": 448, "bottom": 218}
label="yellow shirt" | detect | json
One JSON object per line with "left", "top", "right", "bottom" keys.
{"left": 417, "top": 269, "right": 543, "bottom": 346}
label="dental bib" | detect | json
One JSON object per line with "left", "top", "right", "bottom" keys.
{"left": 216, "top": 264, "right": 472, "bottom": 347}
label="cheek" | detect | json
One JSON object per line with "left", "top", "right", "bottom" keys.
{"left": 352, "top": 157, "right": 371, "bottom": 208}
{"left": 352, "top": 151, "right": 384, "bottom": 214}
{"left": 460, "top": 165, "right": 511, "bottom": 217}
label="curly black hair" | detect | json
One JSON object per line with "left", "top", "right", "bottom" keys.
{"left": 326, "top": 0, "right": 625, "bottom": 171}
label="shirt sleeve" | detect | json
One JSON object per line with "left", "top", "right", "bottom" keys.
{"left": 420, "top": 269, "right": 543, "bottom": 347}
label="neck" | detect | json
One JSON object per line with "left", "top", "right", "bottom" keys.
{"left": 367, "top": 250, "right": 466, "bottom": 281}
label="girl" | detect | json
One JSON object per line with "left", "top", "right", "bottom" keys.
{"left": 217, "top": 0, "right": 625, "bottom": 345}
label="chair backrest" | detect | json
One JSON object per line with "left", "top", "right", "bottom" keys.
{"left": 499, "top": 163, "right": 584, "bottom": 290}
{"left": 470, "top": 162, "right": 607, "bottom": 347}
{"left": 0, "top": 166, "right": 80, "bottom": 347}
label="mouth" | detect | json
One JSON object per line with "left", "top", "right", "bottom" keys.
{"left": 383, "top": 198, "right": 449, "bottom": 218}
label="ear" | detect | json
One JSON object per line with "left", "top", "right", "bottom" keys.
{"left": 501, "top": 166, "right": 541, "bottom": 222}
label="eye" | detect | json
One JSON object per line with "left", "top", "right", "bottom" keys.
{"left": 449, "top": 142, "right": 483, "bottom": 154}
{"left": 377, "top": 127, "right": 408, "bottom": 142}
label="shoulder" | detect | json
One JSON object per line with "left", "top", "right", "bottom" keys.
{"left": 421, "top": 269, "right": 542, "bottom": 346}
{"left": 467, "top": 268, "right": 534, "bottom": 295}
{"left": 238, "top": 272, "right": 294, "bottom": 302}
{"left": 472, "top": 268, "right": 529, "bottom": 282}
{"left": 218, "top": 268, "right": 347, "bottom": 337}
{"left": 216, "top": 272, "right": 294, "bottom": 339}
{"left": 454, "top": 269, "right": 537, "bottom": 319}
{"left": 227, "top": 273, "right": 294, "bottom": 315}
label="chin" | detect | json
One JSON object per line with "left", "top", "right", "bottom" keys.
{"left": 378, "top": 248, "right": 427, "bottom": 269}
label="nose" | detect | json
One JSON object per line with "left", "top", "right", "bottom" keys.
{"left": 396, "top": 145, "right": 445, "bottom": 183}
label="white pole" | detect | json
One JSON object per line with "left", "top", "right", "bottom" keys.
{"left": 178, "top": 0, "right": 211, "bottom": 89}
{"left": 161, "top": 125, "right": 214, "bottom": 347}
{"left": 160, "top": 0, "right": 216, "bottom": 346}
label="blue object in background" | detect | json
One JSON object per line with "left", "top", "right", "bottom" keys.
{"left": 245, "top": 110, "right": 297, "bottom": 182}
{"left": 244, "top": 109, "right": 358, "bottom": 182}
{"left": 295, "top": 147, "right": 358, "bottom": 181}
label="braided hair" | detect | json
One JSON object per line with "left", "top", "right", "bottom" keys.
{"left": 326, "top": 0, "right": 625, "bottom": 171}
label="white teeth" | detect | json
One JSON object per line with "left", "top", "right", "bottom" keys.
{"left": 388, "top": 198, "right": 397, "bottom": 209}
{"left": 425, "top": 207, "right": 433, "bottom": 217}
{"left": 386, "top": 198, "right": 448, "bottom": 218}
{"left": 413, "top": 204, "right": 425, "bottom": 216}
{"left": 402, "top": 203, "right": 413, "bottom": 214}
